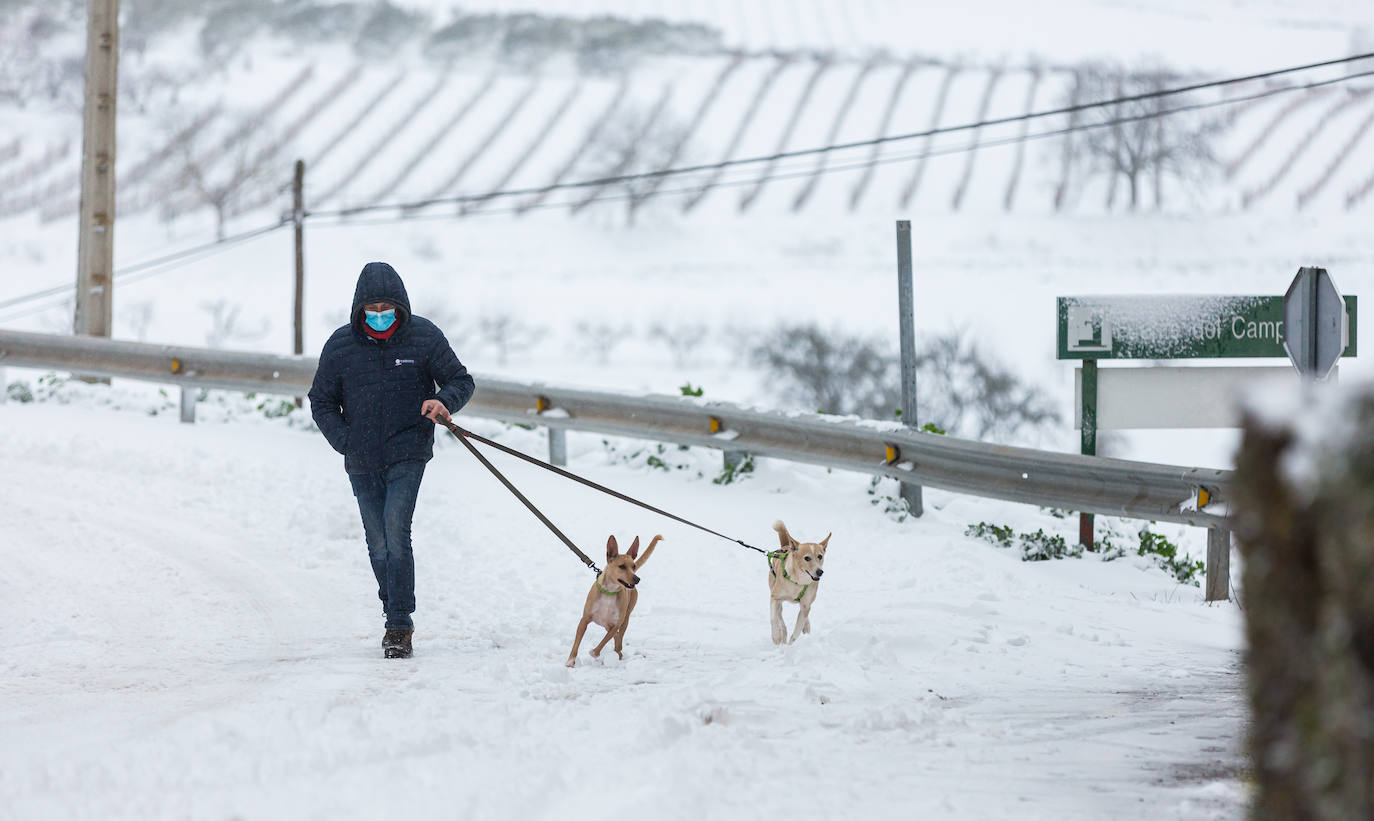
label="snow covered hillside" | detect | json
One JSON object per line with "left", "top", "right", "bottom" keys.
{"left": 0, "top": 384, "right": 1244, "bottom": 819}
{"left": 391, "top": 0, "right": 1374, "bottom": 70}
{"left": 5, "top": 1, "right": 1374, "bottom": 228}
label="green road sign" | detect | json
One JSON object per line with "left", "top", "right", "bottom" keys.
{"left": 1057, "top": 295, "right": 1358, "bottom": 360}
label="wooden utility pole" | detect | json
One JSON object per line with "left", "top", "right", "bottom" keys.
{"left": 74, "top": 0, "right": 120, "bottom": 338}
{"left": 292, "top": 159, "right": 305, "bottom": 407}
{"left": 293, "top": 159, "right": 305, "bottom": 356}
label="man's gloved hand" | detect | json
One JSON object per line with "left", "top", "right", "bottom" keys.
{"left": 421, "top": 399, "right": 451, "bottom": 424}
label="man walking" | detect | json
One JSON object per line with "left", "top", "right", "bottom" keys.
{"left": 309, "top": 261, "right": 475, "bottom": 658}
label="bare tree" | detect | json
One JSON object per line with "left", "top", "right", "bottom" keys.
{"left": 477, "top": 312, "right": 539, "bottom": 367}
{"left": 654, "top": 320, "right": 708, "bottom": 367}
{"left": 1068, "top": 62, "right": 1222, "bottom": 210}
{"left": 0, "top": 9, "right": 83, "bottom": 110}
{"left": 423, "top": 304, "right": 472, "bottom": 354}
{"left": 575, "top": 320, "right": 631, "bottom": 365}
{"left": 120, "top": 300, "right": 155, "bottom": 342}
{"left": 751, "top": 325, "right": 1059, "bottom": 442}
{"left": 201, "top": 299, "right": 270, "bottom": 348}
{"left": 160, "top": 112, "right": 287, "bottom": 240}
{"left": 579, "top": 102, "right": 693, "bottom": 226}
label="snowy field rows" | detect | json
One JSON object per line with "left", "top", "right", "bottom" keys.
{"left": 0, "top": 384, "right": 1244, "bottom": 819}
{"left": 6, "top": 2, "right": 1374, "bottom": 227}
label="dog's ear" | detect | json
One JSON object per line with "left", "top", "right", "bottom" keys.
{"left": 820, "top": 533, "right": 831, "bottom": 548}
{"left": 606, "top": 535, "right": 619, "bottom": 559}
{"left": 627, "top": 536, "right": 641, "bottom": 560}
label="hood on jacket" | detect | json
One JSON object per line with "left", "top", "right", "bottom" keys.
{"left": 351, "top": 262, "right": 412, "bottom": 331}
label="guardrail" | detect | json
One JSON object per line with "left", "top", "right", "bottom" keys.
{"left": 0, "top": 329, "right": 1234, "bottom": 595}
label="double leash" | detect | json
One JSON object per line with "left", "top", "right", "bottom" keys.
{"left": 437, "top": 418, "right": 769, "bottom": 574}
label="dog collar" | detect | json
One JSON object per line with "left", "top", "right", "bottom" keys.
{"left": 596, "top": 577, "right": 620, "bottom": 596}
{"left": 767, "top": 550, "right": 809, "bottom": 602}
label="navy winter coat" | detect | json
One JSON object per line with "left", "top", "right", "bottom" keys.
{"left": 309, "top": 262, "right": 475, "bottom": 475}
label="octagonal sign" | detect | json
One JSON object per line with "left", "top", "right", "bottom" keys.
{"left": 1282, "top": 267, "right": 1347, "bottom": 380}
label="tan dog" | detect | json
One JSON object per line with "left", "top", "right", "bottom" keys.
{"left": 768, "top": 520, "right": 828, "bottom": 644}
{"left": 566, "top": 534, "right": 661, "bottom": 667}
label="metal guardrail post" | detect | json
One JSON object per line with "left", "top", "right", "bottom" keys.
{"left": 179, "top": 386, "right": 196, "bottom": 424}
{"left": 710, "top": 415, "right": 746, "bottom": 476}
{"left": 536, "top": 395, "right": 567, "bottom": 466}
{"left": 896, "top": 220, "right": 924, "bottom": 517}
{"left": 548, "top": 428, "right": 567, "bottom": 467}
{"left": 1206, "top": 527, "right": 1231, "bottom": 602}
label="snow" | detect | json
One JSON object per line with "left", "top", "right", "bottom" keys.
{"left": 0, "top": 382, "right": 1245, "bottom": 819}
{"left": 9, "top": 4, "right": 1372, "bottom": 814}
{"left": 387, "top": 0, "right": 1374, "bottom": 74}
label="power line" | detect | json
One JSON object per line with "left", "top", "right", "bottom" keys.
{"left": 0, "top": 220, "right": 287, "bottom": 315}
{"left": 116, "top": 219, "right": 288, "bottom": 281}
{"left": 303, "top": 64, "right": 1374, "bottom": 229}
{"left": 4, "top": 53, "right": 1373, "bottom": 313}
{"left": 308, "top": 51, "right": 1374, "bottom": 220}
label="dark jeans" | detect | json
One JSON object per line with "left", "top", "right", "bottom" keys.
{"left": 349, "top": 460, "right": 426, "bottom": 630}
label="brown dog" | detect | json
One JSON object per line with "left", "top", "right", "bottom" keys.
{"left": 566, "top": 534, "right": 661, "bottom": 667}
{"left": 768, "top": 520, "right": 828, "bottom": 644}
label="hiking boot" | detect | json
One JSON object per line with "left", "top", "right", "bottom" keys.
{"left": 383, "top": 628, "right": 413, "bottom": 659}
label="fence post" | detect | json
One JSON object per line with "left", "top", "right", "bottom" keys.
{"left": 895, "top": 220, "right": 924, "bottom": 517}
{"left": 1206, "top": 527, "right": 1231, "bottom": 602}
{"left": 179, "top": 386, "right": 196, "bottom": 424}
{"left": 1079, "top": 359, "right": 1097, "bottom": 548}
{"left": 536, "top": 395, "right": 567, "bottom": 466}
{"left": 548, "top": 427, "right": 567, "bottom": 467}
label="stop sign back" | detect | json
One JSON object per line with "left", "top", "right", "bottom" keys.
{"left": 1283, "top": 267, "right": 1348, "bottom": 380}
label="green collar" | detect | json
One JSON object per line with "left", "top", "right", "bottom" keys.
{"left": 597, "top": 577, "right": 620, "bottom": 596}
{"left": 767, "top": 550, "right": 809, "bottom": 602}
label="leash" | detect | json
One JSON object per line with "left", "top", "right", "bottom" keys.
{"left": 444, "top": 421, "right": 602, "bottom": 574}
{"left": 439, "top": 419, "right": 769, "bottom": 571}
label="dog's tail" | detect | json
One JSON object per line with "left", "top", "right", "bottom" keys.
{"left": 773, "top": 520, "right": 794, "bottom": 548}
{"left": 634, "top": 534, "right": 663, "bottom": 569}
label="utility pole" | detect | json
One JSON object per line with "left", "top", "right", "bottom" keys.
{"left": 293, "top": 160, "right": 305, "bottom": 356}
{"left": 895, "top": 220, "right": 924, "bottom": 518}
{"left": 74, "top": 0, "right": 119, "bottom": 339}
{"left": 293, "top": 159, "right": 305, "bottom": 407}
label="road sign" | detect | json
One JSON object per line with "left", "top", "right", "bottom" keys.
{"left": 1074, "top": 365, "right": 1321, "bottom": 430}
{"left": 1282, "top": 267, "right": 1348, "bottom": 380}
{"left": 1057, "top": 295, "right": 1358, "bottom": 361}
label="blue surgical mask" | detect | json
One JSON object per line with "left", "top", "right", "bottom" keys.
{"left": 365, "top": 309, "right": 396, "bottom": 332}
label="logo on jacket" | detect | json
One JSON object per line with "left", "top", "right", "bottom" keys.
{"left": 395, "top": 358, "right": 415, "bottom": 366}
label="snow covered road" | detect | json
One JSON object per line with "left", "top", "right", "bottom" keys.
{"left": 0, "top": 395, "right": 1246, "bottom": 819}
